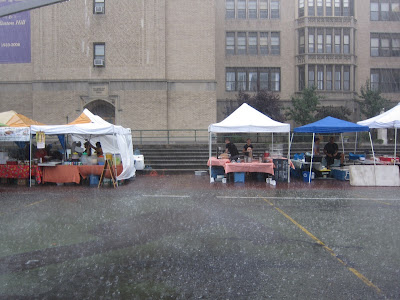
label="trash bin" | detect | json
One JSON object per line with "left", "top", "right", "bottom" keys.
{"left": 302, "top": 171, "right": 314, "bottom": 182}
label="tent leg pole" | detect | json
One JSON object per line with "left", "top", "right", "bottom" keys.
{"left": 209, "top": 132, "right": 212, "bottom": 183}
{"left": 394, "top": 128, "right": 397, "bottom": 166}
{"left": 112, "top": 131, "right": 118, "bottom": 187}
{"left": 29, "top": 129, "right": 32, "bottom": 188}
{"left": 271, "top": 133, "right": 273, "bottom": 153}
{"left": 369, "top": 132, "right": 377, "bottom": 186}
{"left": 355, "top": 132, "right": 358, "bottom": 153}
{"left": 287, "top": 132, "right": 291, "bottom": 183}
{"left": 309, "top": 133, "right": 315, "bottom": 183}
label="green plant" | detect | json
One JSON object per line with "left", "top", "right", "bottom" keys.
{"left": 286, "top": 86, "right": 322, "bottom": 125}
{"left": 359, "top": 80, "right": 390, "bottom": 118}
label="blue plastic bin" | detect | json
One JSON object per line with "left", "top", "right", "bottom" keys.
{"left": 89, "top": 175, "right": 100, "bottom": 186}
{"left": 302, "top": 171, "right": 312, "bottom": 182}
{"left": 211, "top": 167, "right": 225, "bottom": 179}
{"left": 234, "top": 172, "right": 245, "bottom": 183}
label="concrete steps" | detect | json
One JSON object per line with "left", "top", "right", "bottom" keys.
{"left": 135, "top": 143, "right": 398, "bottom": 173}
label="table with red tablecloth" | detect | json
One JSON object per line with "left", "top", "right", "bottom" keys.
{"left": 41, "top": 164, "right": 123, "bottom": 184}
{"left": 224, "top": 161, "right": 275, "bottom": 175}
{"left": 0, "top": 165, "right": 42, "bottom": 184}
{"left": 207, "top": 157, "right": 230, "bottom": 167}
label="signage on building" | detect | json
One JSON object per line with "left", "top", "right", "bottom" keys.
{"left": 0, "top": 0, "right": 31, "bottom": 64}
{"left": 89, "top": 84, "right": 109, "bottom": 98}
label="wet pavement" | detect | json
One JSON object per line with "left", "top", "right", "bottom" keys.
{"left": 0, "top": 175, "right": 399, "bottom": 299}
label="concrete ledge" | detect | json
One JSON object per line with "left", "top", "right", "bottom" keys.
{"left": 349, "top": 165, "right": 400, "bottom": 186}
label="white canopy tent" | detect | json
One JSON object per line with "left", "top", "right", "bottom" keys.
{"left": 31, "top": 109, "right": 135, "bottom": 180}
{"left": 358, "top": 102, "right": 400, "bottom": 165}
{"left": 208, "top": 103, "right": 291, "bottom": 182}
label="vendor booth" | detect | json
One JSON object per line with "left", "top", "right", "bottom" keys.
{"left": 0, "top": 111, "right": 45, "bottom": 185}
{"left": 30, "top": 109, "right": 135, "bottom": 185}
{"left": 208, "top": 103, "right": 291, "bottom": 183}
{"left": 293, "top": 116, "right": 374, "bottom": 184}
{"left": 358, "top": 102, "right": 400, "bottom": 165}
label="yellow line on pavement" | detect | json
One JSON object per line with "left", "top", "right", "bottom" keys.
{"left": 262, "top": 197, "right": 382, "bottom": 296}
{"left": 25, "top": 199, "right": 48, "bottom": 207}
{"left": 0, "top": 199, "right": 48, "bottom": 216}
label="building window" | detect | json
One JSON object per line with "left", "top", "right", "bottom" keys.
{"left": 260, "top": 71, "right": 269, "bottom": 90}
{"left": 370, "top": 69, "right": 400, "bottom": 92}
{"left": 271, "top": 32, "right": 280, "bottom": 55}
{"left": 343, "top": 66, "right": 350, "bottom": 90}
{"left": 370, "top": 71, "right": 380, "bottom": 91}
{"left": 371, "top": 36, "right": 380, "bottom": 56}
{"left": 260, "top": 32, "right": 269, "bottom": 55}
{"left": 335, "top": 66, "right": 341, "bottom": 90}
{"left": 343, "top": 0, "right": 350, "bottom": 16}
{"left": 308, "top": 66, "right": 315, "bottom": 87}
{"left": 371, "top": 0, "right": 400, "bottom": 21}
{"left": 225, "top": 68, "right": 281, "bottom": 92}
{"left": 260, "top": 0, "right": 269, "bottom": 18}
{"left": 370, "top": 33, "right": 400, "bottom": 56}
{"left": 238, "top": 71, "right": 247, "bottom": 90}
{"left": 326, "top": 0, "right": 333, "bottom": 16}
{"left": 93, "top": 43, "right": 105, "bottom": 67}
{"left": 237, "top": 32, "right": 246, "bottom": 54}
{"left": 226, "top": 0, "right": 235, "bottom": 18}
{"left": 299, "top": 0, "right": 305, "bottom": 17}
{"left": 308, "top": 28, "right": 315, "bottom": 53}
{"left": 226, "top": 32, "right": 235, "bottom": 55}
{"left": 238, "top": 0, "right": 246, "bottom": 18}
{"left": 326, "top": 29, "right": 332, "bottom": 53}
{"left": 326, "top": 66, "right": 333, "bottom": 90}
{"left": 271, "top": 68, "right": 280, "bottom": 91}
{"left": 229, "top": 31, "right": 279, "bottom": 56}
{"left": 226, "top": 71, "right": 236, "bottom": 91}
{"left": 308, "top": 0, "right": 315, "bottom": 16}
{"left": 343, "top": 30, "right": 350, "bottom": 54}
{"left": 334, "top": 29, "right": 341, "bottom": 53}
{"left": 299, "top": 66, "right": 305, "bottom": 90}
{"left": 317, "top": 29, "right": 324, "bottom": 53}
{"left": 299, "top": 29, "right": 305, "bottom": 54}
{"left": 248, "top": 32, "right": 258, "bottom": 55}
{"left": 94, "top": 0, "right": 105, "bottom": 14}
{"left": 317, "top": 65, "right": 324, "bottom": 90}
{"left": 248, "top": 0, "right": 257, "bottom": 18}
{"left": 393, "top": 37, "right": 400, "bottom": 56}
{"left": 317, "top": 0, "right": 324, "bottom": 16}
{"left": 371, "top": 2, "right": 379, "bottom": 20}
{"left": 334, "top": 0, "right": 341, "bottom": 16}
{"left": 270, "top": 0, "right": 280, "bottom": 19}
{"left": 249, "top": 71, "right": 258, "bottom": 91}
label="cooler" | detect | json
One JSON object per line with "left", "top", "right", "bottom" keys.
{"left": 133, "top": 155, "right": 145, "bottom": 170}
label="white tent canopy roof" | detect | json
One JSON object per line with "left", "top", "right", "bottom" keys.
{"left": 31, "top": 109, "right": 135, "bottom": 180}
{"left": 208, "top": 103, "right": 290, "bottom": 133}
{"left": 357, "top": 103, "right": 400, "bottom": 129}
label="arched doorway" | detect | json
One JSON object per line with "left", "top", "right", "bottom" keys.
{"left": 84, "top": 100, "right": 115, "bottom": 124}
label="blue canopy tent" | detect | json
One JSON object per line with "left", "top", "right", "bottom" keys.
{"left": 293, "top": 117, "right": 374, "bottom": 183}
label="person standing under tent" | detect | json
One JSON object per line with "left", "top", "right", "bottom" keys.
{"left": 243, "top": 138, "right": 254, "bottom": 158}
{"left": 225, "top": 138, "right": 239, "bottom": 162}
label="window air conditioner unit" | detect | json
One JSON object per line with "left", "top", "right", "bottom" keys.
{"left": 94, "top": 6, "right": 104, "bottom": 14}
{"left": 94, "top": 59, "right": 104, "bottom": 66}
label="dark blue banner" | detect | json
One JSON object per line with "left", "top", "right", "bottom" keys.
{"left": 0, "top": 0, "right": 31, "bottom": 64}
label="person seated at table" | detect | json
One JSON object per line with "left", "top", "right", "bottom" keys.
{"left": 323, "top": 136, "right": 344, "bottom": 168}
{"left": 34, "top": 147, "right": 47, "bottom": 161}
{"left": 313, "top": 137, "right": 321, "bottom": 155}
{"left": 243, "top": 138, "right": 254, "bottom": 158}
{"left": 225, "top": 138, "right": 239, "bottom": 162}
